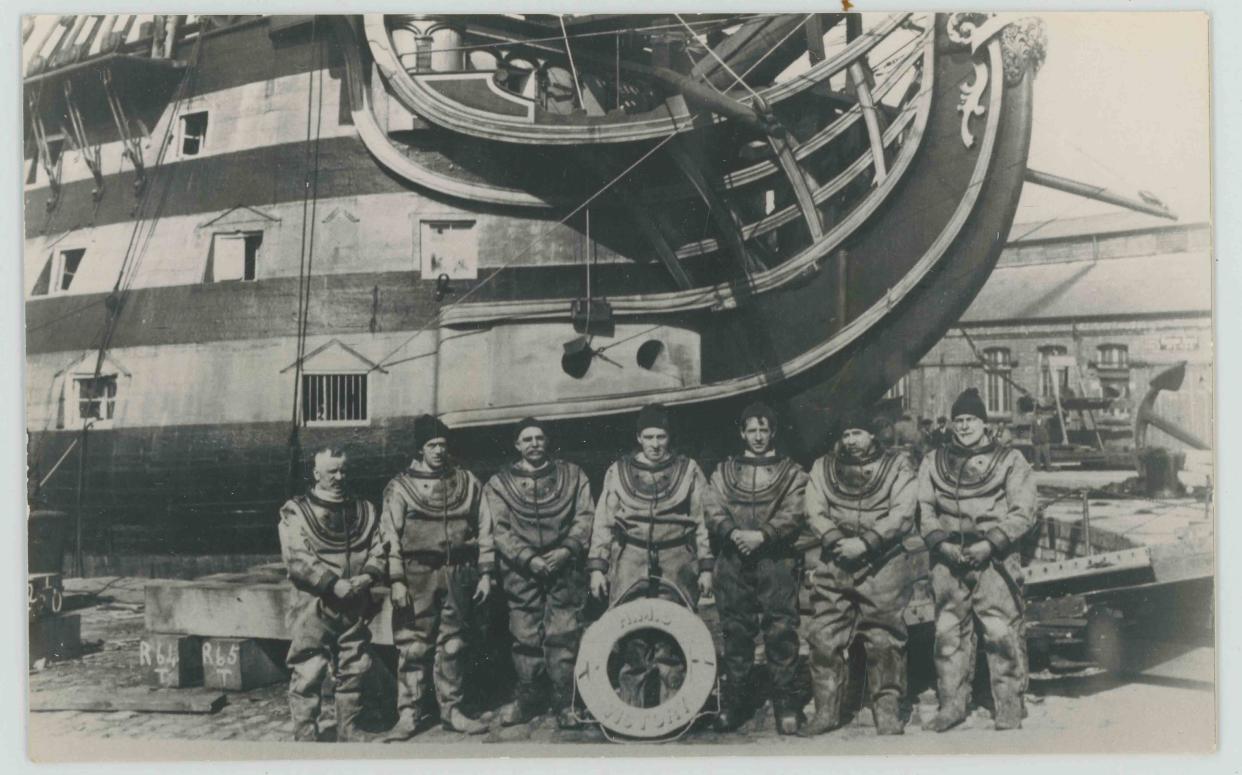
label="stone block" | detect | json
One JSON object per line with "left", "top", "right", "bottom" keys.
{"left": 29, "top": 614, "right": 81, "bottom": 665}
{"left": 201, "top": 638, "right": 287, "bottom": 691}
{"left": 139, "top": 633, "right": 204, "bottom": 687}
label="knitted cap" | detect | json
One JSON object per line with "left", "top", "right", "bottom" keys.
{"left": 636, "top": 403, "right": 670, "bottom": 434}
{"left": 738, "top": 401, "right": 777, "bottom": 430}
{"left": 413, "top": 413, "right": 450, "bottom": 450}
{"left": 951, "top": 388, "right": 988, "bottom": 422}
{"left": 837, "top": 405, "right": 880, "bottom": 436}
{"left": 512, "top": 416, "right": 548, "bottom": 444}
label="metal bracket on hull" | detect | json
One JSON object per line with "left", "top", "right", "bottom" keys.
{"left": 101, "top": 69, "right": 146, "bottom": 197}
{"left": 62, "top": 80, "right": 105, "bottom": 201}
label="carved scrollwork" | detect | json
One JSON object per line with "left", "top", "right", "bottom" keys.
{"left": 999, "top": 17, "right": 1048, "bottom": 85}
{"left": 958, "top": 61, "right": 989, "bottom": 149}
{"left": 945, "top": 13, "right": 991, "bottom": 48}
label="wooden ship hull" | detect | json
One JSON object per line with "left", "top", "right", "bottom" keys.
{"left": 23, "top": 13, "right": 1045, "bottom": 559}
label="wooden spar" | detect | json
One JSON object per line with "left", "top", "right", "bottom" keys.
{"left": 666, "top": 139, "right": 765, "bottom": 276}
{"left": 766, "top": 132, "right": 825, "bottom": 240}
{"left": 848, "top": 61, "right": 888, "bottom": 184}
{"left": 22, "top": 17, "right": 35, "bottom": 42}
{"left": 805, "top": 14, "right": 827, "bottom": 63}
{"left": 1024, "top": 168, "right": 1178, "bottom": 220}
{"left": 95, "top": 15, "right": 117, "bottom": 55}
{"left": 164, "top": 15, "right": 182, "bottom": 59}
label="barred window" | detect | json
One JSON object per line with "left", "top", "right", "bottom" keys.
{"left": 1098, "top": 344, "right": 1129, "bottom": 369}
{"left": 180, "top": 111, "right": 208, "bottom": 157}
{"left": 302, "top": 373, "right": 368, "bottom": 426}
{"left": 983, "top": 347, "right": 1012, "bottom": 415}
{"left": 1038, "top": 345, "right": 1069, "bottom": 399}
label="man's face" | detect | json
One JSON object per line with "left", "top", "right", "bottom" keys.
{"left": 637, "top": 428, "right": 670, "bottom": 462}
{"left": 841, "top": 428, "right": 875, "bottom": 456}
{"left": 740, "top": 417, "right": 774, "bottom": 456}
{"left": 937, "top": 419, "right": 947, "bottom": 428}
{"left": 421, "top": 438, "right": 448, "bottom": 469}
{"left": 313, "top": 453, "right": 347, "bottom": 498}
{"left": 515, "top": 427, "right": 548, "bottom": 466}
{"left": 953, "top": 415, "right": 986, "bottom": 446}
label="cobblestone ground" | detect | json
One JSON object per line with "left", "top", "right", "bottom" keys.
{"left": 28, "top": 577, "right": 1216, "bottom": 755}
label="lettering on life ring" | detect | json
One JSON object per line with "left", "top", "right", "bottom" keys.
{"left": 575, "top": 597, "right": 716, "bottom": 739}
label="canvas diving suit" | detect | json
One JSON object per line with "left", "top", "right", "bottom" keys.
{"left": 587, "top": 453, "right": 718, "bottom": 706}
{"left": 278, "top": 492, "right": 386, "bottom": 742}
{"left": 380, "top": 463, "right": 493, "bottom": 723}
{"left": 482, "top": 459, "right": 595, "bottom": 715}
{"left": 804, "top": 443, "right": 917, "bottom": 733}
{"left": 918, "top": 436, "right": 1037, "bottom": 728}
{"left": 708, "top": 454, "right": 808, "bottom": 717}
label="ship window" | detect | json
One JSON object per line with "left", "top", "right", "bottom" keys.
{"left": 636, "top": 340, "right": 665, "bottom": 370}
{"left": 420, "top": 220, "right": 477, "bottom": 280}
{"left": 983, "top": 347, "right": 1013, "bottom": 415}
{"left": 210, "top": 232, "right": 261, "bottom": 282}
{"left": 73, "top": 374, "right": 118, "bottom": 428}
{"left": 302, "top": 373, "right": 369, "bottom": 426}
{"left": 180, "top": 111, "right": 208, "bottom": 156}
{"left": 55, "top": 248, "right": 86, "bottom": 294}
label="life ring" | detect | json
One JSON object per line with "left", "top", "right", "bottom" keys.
{"left": 574, "top": 597, "right": 717, "bottom": 739}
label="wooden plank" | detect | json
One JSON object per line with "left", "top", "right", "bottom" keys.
{"left": 30, "top": 689, "right": 227, "bottom": 714}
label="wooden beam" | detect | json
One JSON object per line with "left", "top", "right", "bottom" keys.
{"left": 767, "top": 134, "right": 825, "bottom": 239}
{"left": 31, "top": 689, "right": 227, "bottom": 714}
{"left": 667, "top": 139, "right": 765, "bottom": 276}
{"left": 848, "top": 61, "right": 888, "bottom": 183}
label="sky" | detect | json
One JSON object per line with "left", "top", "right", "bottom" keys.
{"left": 1016, "top": 12, "right": 1212, "bottom": 226}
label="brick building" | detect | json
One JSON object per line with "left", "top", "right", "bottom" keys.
{"left": 893, "top": 212, "right": 1213, "bottom": 453}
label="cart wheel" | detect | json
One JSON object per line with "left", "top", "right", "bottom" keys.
{"left": 50, "top": 588, "right": 64, "bottom": 614}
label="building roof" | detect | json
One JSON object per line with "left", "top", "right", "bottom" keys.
{"left": 960, "top": 250, "right": 1212, "bottom": 323}
{"left": 1007, "top": 211, "right": 1183, "bottom": 243}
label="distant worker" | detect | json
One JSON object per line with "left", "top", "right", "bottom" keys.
{"left": 893, "top": 412, "right": 922, "bottom": 451}
{"left": 381, "top": 414, "right": 493, "bottom": 740}
{"left": 917, "top": 417, "right": 936, "bottom": 460}
{"left": 919, "top": 388, "right": 1037, "bottom": 732}
{"left": 482, "top": 417, "right": 595, "bottom": 730}
{"left": 995, "top": 419, "right": 1015, "bottom": 446}
{"left": 278, "top": 446, "right": 386, "bottom": 742}
{"left": 1031, "top": 406, "right": 1053, "bottom": 471}
{"left": 587, "top": 403, "right": 718, "bottom": 707}
{"left": 802, "top": 408, "right": 918, "bottom": 737}
{"left": 708, "top": 402, "right": 809, "bottom": 734}
{"left": 931, "top": 416, "right": 950, "bottom": 447}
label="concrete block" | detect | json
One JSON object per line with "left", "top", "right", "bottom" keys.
{"left": 139, "top": 633, "right": 204, "bottom": 687}
{"left": 201, "top": 637, "right": 287, "bottom": 691}
{"left": 29, "top": 614, "right": 81, "bottom": 664}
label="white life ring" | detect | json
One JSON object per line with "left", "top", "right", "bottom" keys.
{"left": 575, "top": 597, "right": 717, "bottom": 739}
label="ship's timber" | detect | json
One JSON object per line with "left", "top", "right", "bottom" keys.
{"left": 25, "top": 14, "right": 1042, "bottom": 557}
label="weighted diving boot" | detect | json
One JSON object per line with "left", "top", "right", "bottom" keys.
{"left": 498, "top": 685, "right": 543, "bottom": 727}
{"left": 335, "top": 691, "right": 365, "bottom": 743}
{"left": 993, "top": 692, "right": 1024, "bottom": 731}
{"left": 443, "top": 706, "right": 490, "bottom": 735}
{"left": 773, "top": 701, "right": 803, "bottom": 736}
{"left": 798, "top": 662, "right": 845, "bottom": 737}
{"left": 921, "top": 698, "right": 968, "bottom": 733}
{"left": 381, "top": 707, "right": 434, "bottom": 742}
{"left": 873, "top": 696, "right": 905, "bottom": 736}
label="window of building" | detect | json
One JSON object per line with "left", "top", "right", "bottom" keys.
{"left": 983, "top": 347, "right": 1013, "bottom": 415}
{"left": 1098, "top": 344, "right": 1129, "bottom": 369}
{"left": 420, "top": 220, "right": 477, "bottom": 279}
{"left": 180, "top": 111, "right": 209, "bottom": 156}
{"left": 210, "top": 232, "right": 262, "bottom": 282}
{"left": 1038, "top": 345, "right": 1070, "bottom": 399}
{"left": 884, "top": 374, "right": 909, "bottom": 410}
{"left": 72, "top": 374, "right": 118, "bottom": 428}
{"left": 301, "top": 372, "right": 368, "bottom": 426}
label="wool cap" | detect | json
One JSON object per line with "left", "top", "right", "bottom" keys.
{"left": 738, "top": 401, "right": 777, "bottom": 430}
{"left": 413, "top": 414, "right": 450, "bottom": 450}
{"left": 512, "top": 416, "right": 549, "bottom": 444}
{"left": 951, "top": 388, "right": 988, "bottom": 422}
{"left": 836, "top": 405, "right": 880, "bottom": 436}
{"left": 636, "top": 403, "right": 670, "bottom": 434}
